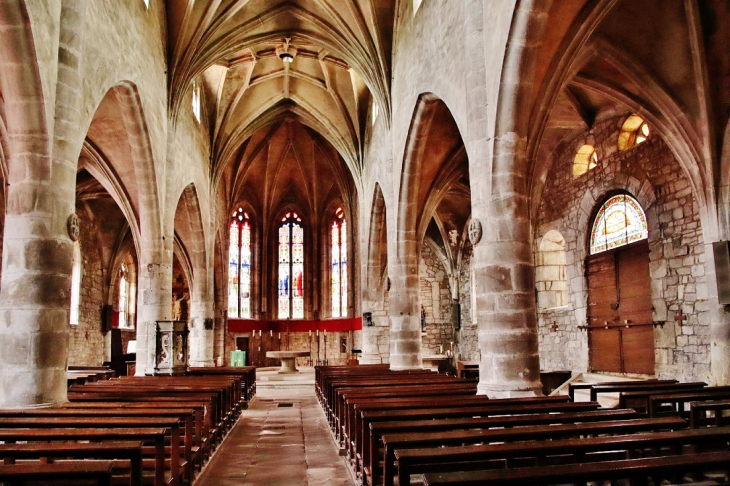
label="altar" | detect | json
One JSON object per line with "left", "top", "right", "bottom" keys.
{"left": 422, "top": 354, "right": 450, "bottom": 372}
{"left": 266, "top": 350, "right": 311, "bottom": 374}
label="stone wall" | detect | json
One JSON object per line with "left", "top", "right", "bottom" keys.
{"left": 536, "top": 115, "right": 710, "bottom": 382}
{"left": 419, "top": 244, "right": 454, "bottom": 354}
{"left": 68, "top": 211, "right": 105, "bottom": 366}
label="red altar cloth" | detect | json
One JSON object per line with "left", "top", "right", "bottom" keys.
{"left": 227, "top": 317, "right": 362, "bottom": 333}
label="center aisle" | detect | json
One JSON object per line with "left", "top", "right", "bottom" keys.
{"left": 195, "top": 368, "right": 353, "bottom": 486}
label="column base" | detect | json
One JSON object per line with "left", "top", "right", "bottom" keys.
{"left": 477, "top": 380, "right": 544, "bottom": 398}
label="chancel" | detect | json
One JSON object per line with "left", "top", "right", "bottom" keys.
{"left": 0, "top": 0, "right": 729, "bottom": 485}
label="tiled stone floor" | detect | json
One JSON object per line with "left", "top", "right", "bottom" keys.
{"left": 195, "top": 370, "right": 353, "bottom": 485}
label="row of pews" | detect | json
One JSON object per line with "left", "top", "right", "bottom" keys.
{"left": 0, "top": 365, "right": 256, "bottom": 486}
{"left": 316, "top": 364, "right": 730, "bottom": 486}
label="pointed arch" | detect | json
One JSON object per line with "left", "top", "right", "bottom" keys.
{"left": 366, "top": 183, "right": 388, "bottom": 300}
{"left": 173, "top": 183, "right": 207, "bottom": 297}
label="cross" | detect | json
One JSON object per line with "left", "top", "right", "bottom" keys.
{"left": 674, "top": 309, "right": 687, "bottom": 326}
{"left": 550, "top": 322, "right": 559, "bottom": 332}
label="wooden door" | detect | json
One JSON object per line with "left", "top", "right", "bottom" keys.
{"left": 587, "top": 240, "right": 654, "bottom": 374}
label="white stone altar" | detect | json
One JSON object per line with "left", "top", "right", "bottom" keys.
{"left": 266, "top": 350, "right": 311, "bottom": 374}
{"left": 422, "top": 354, "right": 450, "bottom": 372}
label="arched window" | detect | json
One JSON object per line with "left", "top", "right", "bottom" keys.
{"left": 590, "top": 194, "right": 648, "bottom": 255}
{"left": 69, "top": 241, "right": 81, "bottom": 325}
{"left": 331, "top": 207, "right": 348, "bottom": 317}
{"left": 119, "top": 263, "right": 129, "bottom": 327}
{"left": 279, "top": 212, "right": 304, "bottom": 319}
{"left": 618, "top": 115, "right": 650, "bottom": 151}
{"left": 228, "top": 208, "right": 252, "bottom": 318}
{"left": 573, "top": 144, "right": 598, "bottom": 177}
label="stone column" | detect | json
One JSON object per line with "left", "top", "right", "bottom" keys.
{"left": 188, "top": 294, "right": 215, "bottom": 367}
{"left": 388, "top": 262, "right": 422, "bottom": 369}
{"left": 135, "top": 254, "right": 173, "bottom": 375}
{"left": 0, "top": 0, "right": 87, "bottom": 407}
{"left": 705, "top": 242, "right": 730, "bottom": 385}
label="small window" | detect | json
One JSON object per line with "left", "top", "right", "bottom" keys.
{"left": 192, "top": 82, "right": 201, "bottom": 123}
{"left": 372, "top": 102, "right": 379, "bottom": 126}
{"left": 618, "top": 115, "right": 650, "bottom": 151}
{"left": 573, "top": 144, "right": 598, "bottom": 177}
{"left": 143, "top": 0, "right": 150, "bottom": 9}
{"left": 589, "top": 194, "right": 648, "bottom": 255}
{"left": 69, "top": 241, "right": 81, "bottom": 325}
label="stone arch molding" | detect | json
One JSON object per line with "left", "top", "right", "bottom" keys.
{"left": 172, "top": 183, "right": 208, "bottom": 301}
{"left": 81, "top": 81, "right": 163, "bottom": 256}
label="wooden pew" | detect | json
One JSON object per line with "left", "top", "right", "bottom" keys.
{"left": 589, "top": 381, "right": 706, "bottom": 403}
{"left": 0, "top": 416, "right": 182, "bottom": 486}
{"left": 380, "top": 416, "right": 687, "bottom": 486}
{"left": 0, "top": 407, "right": 196, "bottom": 482}
{"left": 691, "top": 400, "right": 730, "bottom": 428}
{"left": 187, "top": 366, "right": 257, "bottom": 401}
{"left": 647, "top": 386, "right": 730, "bottom": 418}
{"left": 355, "top": 395, "right": 576, "bottom": 476}
{"left": 0, "top": 441, "right": 143, "bottom": 486}
{"left": 361, "top": 401, "right": 601, "bottom": 486}
{"left": 0, "top": 461, "right": 117, "bottom": 486}
{"left": 396, "top": 425, "right": 730, "bottom": 486}
{"left": 568, "top": 378, "right": 676, "bottom": 400}
{"left": 0, "top": 427, "right": 167, "bottom": 486}
{"left": 421, "top": 450, "right": 730, "bottom": 486}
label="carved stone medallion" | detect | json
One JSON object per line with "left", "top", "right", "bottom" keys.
{"left": 468, "top": 218, "right": 482, "bottom": 245}
{"left": 67, "top": 213, "right": 80, "bottom": 241}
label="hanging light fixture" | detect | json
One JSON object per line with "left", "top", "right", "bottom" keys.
{"left": 277, "top": 38, "right": 296, "bottom": 64}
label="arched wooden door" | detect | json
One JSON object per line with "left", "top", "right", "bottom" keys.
{"left": 586, "top": 194, "right": 654, "bottom": 375}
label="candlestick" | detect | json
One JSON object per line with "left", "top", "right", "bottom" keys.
{"left": 309, "top": 329, "right": 312, "bottom": 337}
{"left": 316, "top": 330, "right": 319, "bottom": 336}
{"left": 270, "top": 330, "right": 273, "bottom": 337}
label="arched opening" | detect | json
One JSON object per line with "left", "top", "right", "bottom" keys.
{"left": 586, "top": 193, "right": 653, "bottom": 375}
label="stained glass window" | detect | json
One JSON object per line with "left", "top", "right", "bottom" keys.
{"left": 590, "top": 194, "right": 648, "bottom": 255}
{"left": 119, "top": 263, "right": 128, "bottom": 327}
{"left": 228, "top": 208, "right": 251, "bottom": 318}
{"left": 69, "top": 241, "right": 81, "bottom": 325}
{"left": 279, "top": 212, "right": 304, "bottom": 319}
{"left": 331, "top": 208, "right": 347, "bottom": 317}
{"left": 618, "top": 115, "right": 651, "bottom": 151}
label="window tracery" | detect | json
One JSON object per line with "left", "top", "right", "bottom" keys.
{"left": 618, "top": 115, "right": 651, "bottom": 151}
{"left": 573, "top": 144, "right": 598, "bottom": 177}
{"left": 279, "top": 212, "right": 304, "bottom": 319}
{"left": 228, "top": 208, "right": 251, "bottom": 318}
{"left": 590, "top": 194, "right": 648, "bottom": 255}
{"left": 331, "top": 207, "right": 348, "bottom": 317}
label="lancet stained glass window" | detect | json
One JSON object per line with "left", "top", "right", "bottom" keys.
{"left": 331, "top": 208, "right": 348, "bottom": 317}
{"left": 228, "top": 208, "right": 251, "bottom": 318}
{"left": 119, "top": 263, "right": 129, "bottom": 327}
{"left": 590, "top": 194, "right": 648, "bottom": 255}
{"left": 279, "top": 212, "right": 304, "bottom": 319}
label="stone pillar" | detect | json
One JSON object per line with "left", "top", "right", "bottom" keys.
{"left": 474, "top": 146, "right": 542, "bottom": 397}
{"left": 705, "top": 242, "right": 730, "bottom": 385}
{"left": 388, "top": 262, "right": 422, "bottom": 369}
{"left": 135, "top": 255, "right": 173, "bottom": 375}
{"left": 188, "top": 295, "right": 214, "bottom": 367}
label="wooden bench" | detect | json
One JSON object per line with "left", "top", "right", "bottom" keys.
{"left": 0, "top": 416, "right": 182, "bottom": 486}
{"left": 187, "top": 366, "right": 257, "bottom": 401}
{"left": 355, "top": 396, "right": 579, "bottom": 475}
{"left": 0, "top": 461, "right": 117, "bottom": 485}
{"left": 0, "top": 441, "right": 143, "bottom": 486}
{"left": 0, "top": 427, "right": 167, "bottom": 486}
{"left": 0, "top": 407, "right": 197, "bottom": 481}
{"left": 691, "top": 400, "right": 730, "bottom": 428}
{"left": 589, "top": 381, "right": 706, "bottom": 403}
{"left": 648, "top": 386, "right": 730, "bottom": 418}
{"left": 568, "top": 378, "right": 676, "bottom": 400}
{"left": 421, "top": 450, "right": 730, "bottom": 485}
{"left": 395, "top": 425, "right": 730, "bottom": 486}
{"left": 381, "top": 416, "right": 687, "bottom": 486}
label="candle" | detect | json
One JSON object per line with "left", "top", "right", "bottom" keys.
{"left": 278, "top": 333, "right": 281, "bottom": 339}
{"left": 309, "top": 330, "right": 312, "bottom": 337}
{"left": 270, "top": 330, "right": 273, "bottom": 337}
{"left": 317, "top": 330, "right": 319, "bottom": 336}
{"left": 259, "top": 330, "right": 262, "bottom": 337}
